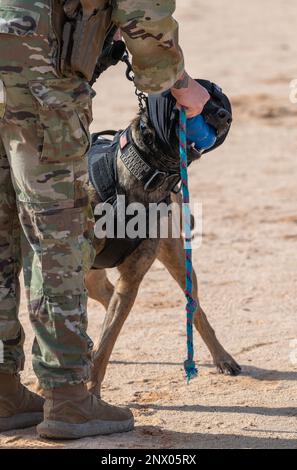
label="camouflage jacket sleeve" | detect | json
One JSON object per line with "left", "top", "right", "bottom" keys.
{"left": 111, "top": 0, "right": 185, "bottom": 94}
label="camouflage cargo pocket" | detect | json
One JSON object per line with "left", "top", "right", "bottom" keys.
{"left": 0, "top": 5, "right": 40, "bottom": 36}
{"left": 29, "top": 77, "right": 94, "bottom": 163}
{"left": 33, "top": 206, "right": 94, "bottom": 297}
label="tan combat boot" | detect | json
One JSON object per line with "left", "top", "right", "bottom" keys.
{"left": 0, "top": 372, "right": 44, "bottom": 432}
{"left": 37, "top": 383, "right": 134, "bottom": 439}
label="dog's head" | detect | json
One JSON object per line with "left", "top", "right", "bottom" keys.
{"left": 142, "top": 79, "right": 232, "bottom": 163}
{"left": 124, "top": 79, "right": 232, "bottom": 198}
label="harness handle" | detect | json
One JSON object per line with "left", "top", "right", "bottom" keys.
{"left": 179, "top": 107, "right": 198, "bottom": 383}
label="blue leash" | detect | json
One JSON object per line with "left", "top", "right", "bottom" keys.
{"left": 179, "top": 107, "right": 198, "bottom": 383}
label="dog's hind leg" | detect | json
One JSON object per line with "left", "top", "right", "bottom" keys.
{"left": 85, "top": 268, "right": 114, "bottom": 310}
{"left": 88, "top": 240, "right": 158, "bottom": 397}
{"left": 157, "top": 237, "right": 241, "bottom": 376}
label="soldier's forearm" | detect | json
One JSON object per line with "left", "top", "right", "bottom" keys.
{"left": 112, "top": 0, "right": 185, "bottom": 94}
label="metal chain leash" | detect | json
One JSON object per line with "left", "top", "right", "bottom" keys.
{"left": 121, "top": 51, "right": 147, "bottom": 113}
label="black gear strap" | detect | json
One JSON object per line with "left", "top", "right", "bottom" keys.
{"left": 88, "top": 132, "right": 119, "bottom": 203}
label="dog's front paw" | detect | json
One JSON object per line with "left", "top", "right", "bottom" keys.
{"left": 214, "top": 353, "right": 241, "bottom": 376}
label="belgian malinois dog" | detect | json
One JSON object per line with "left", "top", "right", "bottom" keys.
{"left": 85, "top": 85, "right": 241, "bottom": 397}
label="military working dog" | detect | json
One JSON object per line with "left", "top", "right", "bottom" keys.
{"left": 85, "top": 83, "right": 241, "bottom": 397}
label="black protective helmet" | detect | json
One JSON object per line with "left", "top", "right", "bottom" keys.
{"left": 147, "top": 79, "right": 232, "bottom": 158}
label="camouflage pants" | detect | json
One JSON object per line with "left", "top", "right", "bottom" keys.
{"left": 0, "top": 1, "right": 95, "bottom": 389}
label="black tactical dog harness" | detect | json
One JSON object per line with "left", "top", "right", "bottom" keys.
{"left": 88, "top": 130, "right": 173, "bottom": 270}
{"left": 88, "top": 132, "right": 140, "bottom": 269}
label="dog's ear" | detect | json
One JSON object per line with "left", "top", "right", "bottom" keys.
{"left": 142, "top": 126, "right": 156, "bottom": 148}
{"left": 139, "top": 113, "right": 157, "bottom": 148}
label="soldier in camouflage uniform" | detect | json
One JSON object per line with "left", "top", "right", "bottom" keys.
{"left": 0, "top": 0, "right": 209, "bottom": 439}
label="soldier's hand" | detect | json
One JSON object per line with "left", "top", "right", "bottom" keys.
{"left": 171, "top": 72, "right": 210, "bottom": 118}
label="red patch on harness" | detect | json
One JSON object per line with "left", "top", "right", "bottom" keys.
{"left": 120, "top": 133, "right": 128, "bottom": 150}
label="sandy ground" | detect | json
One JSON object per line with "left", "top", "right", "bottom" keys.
{"left": 1, "top": 0, "right": 297, "bottom": 449}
